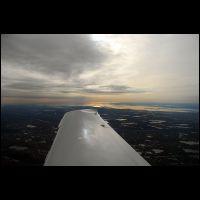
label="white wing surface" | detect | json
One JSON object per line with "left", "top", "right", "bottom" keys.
{"left": 44, "top": 109, "right": 150, "bottom": 166}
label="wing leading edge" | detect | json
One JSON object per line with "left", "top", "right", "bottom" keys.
{"left": 44, "top": 109, "right": 150, "bottom": 166}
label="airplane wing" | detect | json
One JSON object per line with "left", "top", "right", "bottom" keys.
{"left": 44, "top": 109, "right": 150, "bottom": 166}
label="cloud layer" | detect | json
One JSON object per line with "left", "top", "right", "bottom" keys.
{"left": 1, "top": 34, "right": 199, "bottom": 105}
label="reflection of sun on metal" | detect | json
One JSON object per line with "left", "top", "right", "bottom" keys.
{"left": 80, "top": 127, "right": 98, "bottom": 146}
{"left": 78, "top": 128, "right": 89, "bottom": 140}
{"left": 83, "top": 128, "right": 89, "bottom": 140}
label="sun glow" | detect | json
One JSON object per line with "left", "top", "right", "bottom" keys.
{"left": 91, "top": 34, "right": 108, "bottom": 42}
{"left": 90, "top": 34, "right": 122, "bottom": 54}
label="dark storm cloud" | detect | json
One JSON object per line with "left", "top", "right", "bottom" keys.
{"left": 1, "top": 34, "right": 108, "bottom": 76}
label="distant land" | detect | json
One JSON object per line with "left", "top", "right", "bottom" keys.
{"left": 1, "top": 103, "right": 199, "bottom": 166}
{"left": 108, "top": 102, "right": 199, "bottom": 112}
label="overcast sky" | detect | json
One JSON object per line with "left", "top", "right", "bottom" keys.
{"left": 1, "top": 34, "right": 199, "bottom": 105}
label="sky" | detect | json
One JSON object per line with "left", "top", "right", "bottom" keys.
{"left": 1, "top": 34, "right": 199, "bottom": 106}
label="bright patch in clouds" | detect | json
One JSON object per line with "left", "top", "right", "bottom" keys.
{"left": 1, "top": 34, "right": 199, "bottom": 105}
{"left": 91, "top": 34, "right": 122, "bottom": 54}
